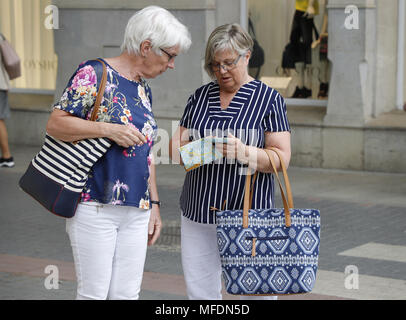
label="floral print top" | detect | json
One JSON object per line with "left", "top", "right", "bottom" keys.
{"left": 54, "top": 59, "right": 158, "bottom": 210}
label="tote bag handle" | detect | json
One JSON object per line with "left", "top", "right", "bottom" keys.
{"left": 242, "top": 147, "right": 294, "bottom": 228}
{"left": 267, "top": 147, "right": 294, "bottom": 208}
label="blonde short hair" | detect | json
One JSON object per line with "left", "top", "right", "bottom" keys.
{"left": 121, "top": 6, "right": 192, "bottom": 56}
{"left": 204, "top": 23, "right": 253, "bottom": 79}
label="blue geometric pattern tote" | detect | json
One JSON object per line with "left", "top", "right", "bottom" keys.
{"left": 216, "top": 147, "right": 321, "bottom": 295}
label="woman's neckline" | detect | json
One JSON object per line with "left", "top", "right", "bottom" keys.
{"left": 100, "top": 58, "right": 145, "bottom": 85}
{"left": 215, "top": 78, "right": 257, "bottom": 93}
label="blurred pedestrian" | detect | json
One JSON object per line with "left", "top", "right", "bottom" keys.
{"left": 0, "top": 35, "right": 14, "bottom": 168}
{"left": 46, "top": 6, "right": 191, "bottom": 300}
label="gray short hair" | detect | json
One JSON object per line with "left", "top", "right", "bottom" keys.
{"left": 204, "top": 23, "right": 253, "bottom": 79}
{"left": 121, "top": 6, "right": 192, "bottom": 56}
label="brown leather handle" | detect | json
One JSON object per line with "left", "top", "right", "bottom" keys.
{"left": 72, "top": 59, "right": 107, "bottom": 145}
{"left": 264, "top": 148, "right": 293, "bottom": 227}
{"left": 90, "top": 59, "right": 107, "bottom": 122}
{"left": 243, "top": 168, "right": 252, "bottom": 228}
{"left": 242, "top": 148, "right": 293, "bottom": 228}
{"left": 269, "top": 147, "right": 294, "bottom": 208}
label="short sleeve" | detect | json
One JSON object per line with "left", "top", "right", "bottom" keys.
{"left": 263, "top": 91, "right": 291, "bottom": 132}
{"left": 53, "top": 61, "right": 99, "bottom": 120}
{"left": 179, "top": 94, "right": 194, "bottom": 128}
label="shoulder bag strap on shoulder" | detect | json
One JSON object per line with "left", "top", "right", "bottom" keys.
{"left": 90, "top": 59, "right": 107, "bottom": 122}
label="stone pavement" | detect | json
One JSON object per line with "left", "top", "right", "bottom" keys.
{"left": 0, "top": 144, "right": 405, "bottom": 300}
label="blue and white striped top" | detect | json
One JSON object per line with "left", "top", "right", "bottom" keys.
{"left": 179, "top": 80, "right": 291, "bottom": 224}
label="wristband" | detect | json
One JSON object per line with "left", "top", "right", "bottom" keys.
{"left": 150, "top": 200, "right": 161, "bottom": 207}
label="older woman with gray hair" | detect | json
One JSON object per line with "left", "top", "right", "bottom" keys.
{"left": 46, "top": 6, "right": 191, "bottom": 300}
{"left": 170, "top": 23, "right": 291, "bottom": 300}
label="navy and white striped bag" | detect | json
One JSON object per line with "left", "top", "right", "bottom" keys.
{"left": 216, "top": 148, "right": 321, "bottom": 295}
{"left": 19, "top": 59, "right": 111, "bottom": 218}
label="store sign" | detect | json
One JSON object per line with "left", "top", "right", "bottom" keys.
{"left": 23, "top": 59, "right": 58, "bottom": 71}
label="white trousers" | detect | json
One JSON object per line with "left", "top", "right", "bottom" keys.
{"left": 66, "top": 203, "right": 150, "bottom": 300}
{"left": 181, "top": 216, "right": 277, "bottom": 300}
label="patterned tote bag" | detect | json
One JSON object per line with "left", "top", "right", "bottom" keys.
{"left": 216, "top": 147, "right": 321, "bottom": 295}
{"left": 19, "top": 59, "right": 111, "bottom": 218}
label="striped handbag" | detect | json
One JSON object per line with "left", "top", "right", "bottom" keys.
{"left": 215, "top": 148, "right": 321, "bottom": 295}
{"left": 19, "top": 59, "right": 111, "bottom": 218}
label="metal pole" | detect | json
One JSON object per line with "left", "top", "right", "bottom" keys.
{"left": 397, "top": 0, "right": 405, "bottom": 110}
{"left": 240, "top": 0, "right": 248, "bottom": 31}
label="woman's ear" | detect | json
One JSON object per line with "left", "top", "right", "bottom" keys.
{"left": 245, "top": 50, "right": 252, "bottom": 65}
{"left": 140, "top": 40, "right": 152, "bottom": 58}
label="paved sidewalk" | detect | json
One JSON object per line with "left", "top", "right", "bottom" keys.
{"left": 0, "top": 144, "right": 405, "bottom": 300}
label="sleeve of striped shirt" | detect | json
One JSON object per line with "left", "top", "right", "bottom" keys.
{"left": 263, "top": 91, "right": 291, "bottom": 132}
{"left": 53, "top": 60, "right": 98, "bottom": 120}
{"left": 179, "top": 94, "right": 194, "bottom": 128}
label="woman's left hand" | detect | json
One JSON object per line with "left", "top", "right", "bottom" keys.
{"left": 215, "top": 133, "right": 247, "bottom": 161}
{"left": 148, "top": 205, "right": 162, "bottom": 246}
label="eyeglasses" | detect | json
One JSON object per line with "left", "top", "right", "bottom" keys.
{"left": 160, "top": 48, "right": 177, "bottom": 62}
{"left": 210, "top": 55, "right": 243, "bottom": 72}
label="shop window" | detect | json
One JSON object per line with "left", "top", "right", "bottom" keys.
{"left": 248, "top": 0, "right": 331, "bottom": 101}
{"left": 0, "top": 0, "right": 57, "bottom": 91}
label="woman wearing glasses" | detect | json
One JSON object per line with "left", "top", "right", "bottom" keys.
{"left": 46, "top": 6, "right": 191, "bottom": 299}
{"left": 170, "top": 23, "right": 291, "bottom": 300}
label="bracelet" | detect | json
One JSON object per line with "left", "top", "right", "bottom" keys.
{"left": 150, "top": 200, "right": 161, "bottom": 207}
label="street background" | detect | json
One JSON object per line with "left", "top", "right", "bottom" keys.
{"left": 0, "top": 144, "right": 405, "bottom": 300}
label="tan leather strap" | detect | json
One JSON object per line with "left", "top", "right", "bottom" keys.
{"left": 90, "top": 59, "right": 107, "bottom": 122}
{"left": 249, "top": 171, "right": 258, "bottom": 209}
{"left": 242, "top": 169, "right": 258, "bottom": 228}
{"left": 242, "top": 168, "right": 252, "bottom": 228}
{"left": 242, "top": 149, "right": 294, "bottom": 228}
{"left": 263, "top": 149, "right": 292, "bottom": 227}
{"left": 269, "top": 147, "right": 294, "bottom": 208}
{"left": 209, "top": 199, "right": 227, "bottom": 212}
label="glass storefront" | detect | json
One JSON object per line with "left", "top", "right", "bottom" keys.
{"left": 247, "top": 0, "right": 331, "bottom": 101}
{"left": 0, "top": 0, "right": 57, "bottom": 91}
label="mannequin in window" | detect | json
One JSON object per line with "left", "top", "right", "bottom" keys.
{"left": 312, "top": 0, "right": 329, "bottom": 98}
{"left": 289, "top": 0, "right": 319, "bottom": 98}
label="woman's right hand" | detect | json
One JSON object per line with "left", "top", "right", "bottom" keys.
{"left": 47, "top": 109, "right": 147, "bottom": 148}
{"left": 105, "top": 123, "right": 147, "bottom": 148}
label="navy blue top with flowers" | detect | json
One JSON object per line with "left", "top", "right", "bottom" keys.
{"left": 54, "top": 59, "right": 158, "bottom": 210}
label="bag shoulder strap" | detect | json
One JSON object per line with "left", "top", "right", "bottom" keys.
{"left": 263, "top": 148, "right": 293, "bottom": 227}
{"left": 248, "top": 17, "right": 256, "bottom": 38}
{"left": 242, "top": 149, "right": 294, "bottom": 228}
{"left": 268, "top": 148, "right": 294, "bottom": 208}
{"left": 89, "top": 59, "right": 107, "bottom": 122}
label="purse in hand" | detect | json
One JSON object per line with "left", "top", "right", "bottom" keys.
{"left": 0, "top": 34, "right": 21, "bottom": 80}
{"left": 216, "top": 147, "right": 321, "bottom": 295}
{"left": 19, "top": 59, "right": 111, "bottom": 218}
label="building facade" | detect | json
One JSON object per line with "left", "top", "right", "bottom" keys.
{"left": 1, "top": 0, "right": 405, "bottom": 172}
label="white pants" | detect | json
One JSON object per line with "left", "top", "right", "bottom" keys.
{"left": 181, "top": 216, "right": 277, "bottom": 300}
{"left": 66, "top": 202, "right": 151, "bottom": 300}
